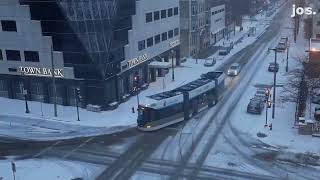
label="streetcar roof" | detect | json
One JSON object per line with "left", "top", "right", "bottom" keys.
{"left": 147, "top": 71, "right": 224, "bottom": 101}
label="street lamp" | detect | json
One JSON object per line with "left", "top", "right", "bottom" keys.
{"left": 23, "top": 87, "right": 30, "bottom": 114}
{"left": 268, "top": 47, "right": 278, "bottom": 119}
{"left": 171, "top": 50, "right": 175, "bottom": 81}
{"left": 134, "top": 74, "right": 140, "bottom": 107}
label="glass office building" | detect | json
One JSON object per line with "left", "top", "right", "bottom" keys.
{"left": 19, "top": 0, "right": 136, "bottom": 107}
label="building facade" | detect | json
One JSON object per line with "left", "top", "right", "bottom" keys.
{"left": 180, "top": 0, "right": 230, "bottom": 59}
{"left": 0, "top": 0, "right": 76, "bottom": 105}
{"left": 0, "top": 0, "right": 180, "bottom": 109}
{"left": 311, "top": 0, "right": 320, "bottom": 38}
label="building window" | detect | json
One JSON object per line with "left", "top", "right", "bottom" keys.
{"left": 6, "top": 50, "right": 20, "bottom": 61}
{"left": 155, "top": 34, "right": 161, "bottom": 44}
{"left": 162, "top": 32, "right": 167, "bottom": 41}
{"left": 174, "top": 28, "right": 179, "bottom": 36}
{"left": 0, "top": 49, "right": 2, "bottom": 60}
{"left": 146, "top": 12, "right": 153, "bottom": 23}
{"left": 147, "top": 37, "right": 154, "bottom": 47}
{"left": 24, "top": 51, "right": 40, "bottom": 62}
{"left": 174, "top": 7, "right": 179, "bottom": 15}
{"left": 168, "top": 8, "right": 173, "bottom": 17}
{"left": 1, "top": 20, "right": 17, "bottom": 32}
{"left": 168, "top": 30, "right": 174, "bottom": 38}
{"left": 161, "top": 10, "right": 166, "bottom": 19}
{"left": 8, "top": 68, "right": 17, "bottom": 72}
{"left": 138, "top": 40, "right": 146, "bottom": 51}
{"left": 154, "top": 11, "right": 160, "bottom": 21}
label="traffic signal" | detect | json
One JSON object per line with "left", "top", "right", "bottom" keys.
{"left": 265, "top": 89, "right": 270, "bottom": 96}
{"left": 134, "top": 75, "right": 140, "bottom": 87}
{"left": 267, "top": 100, "right": 272, "bottom": 108}
{"left": 75, "top": 88, "right": 82, "bottom": 101}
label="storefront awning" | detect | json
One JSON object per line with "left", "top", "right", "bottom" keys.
{"left": 148, "top": 61, "right": 171, "bottom": 69}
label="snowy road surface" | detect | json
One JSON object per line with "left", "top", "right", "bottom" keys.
{"left": 2, "top": 1, "right": 320, "bottom": 180}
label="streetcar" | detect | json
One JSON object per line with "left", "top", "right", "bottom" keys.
{"left": 137, "top": 71, "right": 225, "bottom": 131}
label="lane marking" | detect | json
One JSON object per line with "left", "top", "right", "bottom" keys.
{"left": 62, "top": 137, "right": 94, "bottom": 159}
{"left": 33, "top": 141, "right": 62, "bottom": 158}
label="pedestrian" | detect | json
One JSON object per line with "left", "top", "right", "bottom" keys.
{"left": 131, "top": 107, "right": 135, "bottom": 113}
{"left": 269, "top": 123, "right": 273, "bottom": 130}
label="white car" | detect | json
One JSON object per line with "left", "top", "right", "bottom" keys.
{"left": 227, "top": 63, "right": 241, "bottom": 76}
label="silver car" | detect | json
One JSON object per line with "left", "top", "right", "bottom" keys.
{"left": 227, "top": 63, "right": 241, "bottom": 76}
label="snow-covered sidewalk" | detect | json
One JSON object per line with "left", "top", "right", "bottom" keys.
{"left": 0, "top": 158, "right": 103, "bottom": 180}
{"left": 0, "top": 10, "right": 277, "bottom": 141}
{"left": 229, "top": 17, "right": 320, "bottom": 155}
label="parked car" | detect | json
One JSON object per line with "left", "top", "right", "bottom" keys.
{"left": 227, "top": 63, "right": 241, "bottom": 76}
{"left": 254, "top": 93, "right": 266, "bottom": 101}
{"left": 268, "top": 62, "right": 279, "bottom": 72}
{"left": 256, "top": 88, "right": 269, "bottom": 101}
{"left": 276, "top": 37, "right": 288, "bottom": 52}
{"left": 218, "top": 47, "right": 230, "bottom": 56}
{"left": 247, "top": 98, "right": 264, "bottom": 114}
{"left": 204, "top": 57, "right": 216, "bottom": 67}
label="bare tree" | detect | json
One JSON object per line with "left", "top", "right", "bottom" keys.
{"left": 281, "top": 53, "right": 320, "bottom": 122}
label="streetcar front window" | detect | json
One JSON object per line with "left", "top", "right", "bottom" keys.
{"left": 137, "top": 107, "right": 150, "bottom": 126}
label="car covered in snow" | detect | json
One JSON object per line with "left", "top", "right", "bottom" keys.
{"left": 268, "top": 62, "right": 279, "bottom": 72}
{"left": 247, "top": 98, "right": 264, "bottom": 114}
{"left": 218, "top": 47, "right": 230, "bottom": 56}
{"left": 276, "top": 37, "right": 288, "bottom": 52}
{"left": 204, "top": 57, "right": 216, "bottom": 67}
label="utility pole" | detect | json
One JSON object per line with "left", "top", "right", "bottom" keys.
{"left": 268, "top": 48, "right": 278, "bottom": 119}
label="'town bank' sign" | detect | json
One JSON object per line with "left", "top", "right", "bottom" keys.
{"left": 19, "top": 66, "right": 64, "bottom": 78}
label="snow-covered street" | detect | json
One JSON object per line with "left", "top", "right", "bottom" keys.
{"left": 0, "top": 3, "right": 276, "bottom": 141}
{"left": 2, "top": 1, "right": 320, "bottom": 180}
